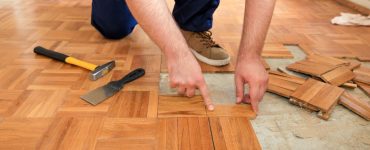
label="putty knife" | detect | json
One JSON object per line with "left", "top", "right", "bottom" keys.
{"left": 81, "top": 68, "right": 145, "bottom": 105}
{"left": 159, "top": 73, "right": 249, "bottom": 104}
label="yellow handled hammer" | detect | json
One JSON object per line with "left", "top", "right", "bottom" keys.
{"left": 34, "top": 46, "right": 115, "bottom": 81}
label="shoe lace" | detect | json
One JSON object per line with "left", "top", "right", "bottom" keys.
{"left": 195, "top": 31, "right": 219, "bottom": 48}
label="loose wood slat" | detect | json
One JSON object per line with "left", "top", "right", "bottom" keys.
{"left": 339, "top": 92, "right": 370, "bottom": 121}
{"left": 269, "top": 75, "right": 302, "bottom": 91}
{"left": 353, "top": 67, "right": 370, "bottom": 85}
{"left": 347, "top": 60, "right": 361, "bottom": 70}
{"left": 267, "top": 71, "right": 306, "bottom": 98}
{"left": 291, "top": 78, "right": 344, "bottom": 119}
{"left": 269, "top": 71, "right": 306, "bottom": 84}
{"left": 262, "top": 43, "right": 293, "bottom": 58}
{"left": 291, "top": 79, "right": 326, "bottom": 103}
{"left": 267, "top": 84, "right": 294, "bottom": 98}
{"left": 306, "top": 54, "right": 349, "bottom": 66}
{"left": 287, "top": 60, "right": 338, "bottom": 76}
{"left": 308, "top": 84, "right": 344, "bottom": 112}
{"left": 355, "top": 81, "right": 370, "bottom": 97}
{"left": 320, "top": 66, "right": 356, "bottom": 86}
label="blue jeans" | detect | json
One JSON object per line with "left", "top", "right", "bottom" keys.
{"left": 91, "top": 0, "right": 220, "bottom": 39}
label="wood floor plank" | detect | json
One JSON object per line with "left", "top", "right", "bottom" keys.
{"left": 206, "top": 104, "right": 256, "bottom": 119}
{"left": 95, "top": 118, "right": 214, "bottom": 150}
{"left": 356, "top": 81, "right": 370, "bottom": 97}
{"left": 353, "top": 67, "right": 370, "bottom": 85}
{"left": 291, "top": 79, "right": 326, "bottom": 103}
{"left": 107, "top": 91, "right": 150, "bottom": 118}
{"left": 39, "top": 117, "right": 104, "bottom": 150}
{"left": 12, "top": 90, "right": 68, "bottom": 118}
{"left": 262, "top": 43, "right": 293, "bottom": 58}
{"left": 209, "top": 117, "right": 261, "bottom": 150}
{"left": 308, "top": 84, "right": 344, "bottom": 112}
{"left": 0, "top": 118, "right": 52, "bottom": 150}
{"left": 339, "top": 92, "right": 370, "bottom": 121}
{"left": 321, "top": 66, "right": 355, "bottom": 86}
{"left": 287, "top": 60, "right": 338, "bottom": 76}
{"left": 158, "top": 96, "right": 207, "bottom": 118}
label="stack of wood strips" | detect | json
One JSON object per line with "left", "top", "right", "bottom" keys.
{"left": 353, "top": 67, "right": 370, "bottom": 96}
{"left": 268, "top": 72, "right": 345, "bottom": 120}
{"left": 287, "top": 55, "right": 356, "bottom": 86}
{"left": 268, "top": 55, "right": 370, "bottom": 120}
{"left": 267, "top": 71, "right": 306, "bottom": 98}
{"left": 290, "top": 78, "right": 344, "bottom": 120}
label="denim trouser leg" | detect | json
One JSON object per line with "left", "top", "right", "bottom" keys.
{"left": 91, "top": 0, "right": 220, "bottom": 39}
{"left": 173, "top": 0, "right": 220, "bottom": 32}
{"left": 91, "top": 0, "right": 137, "bottom": 39}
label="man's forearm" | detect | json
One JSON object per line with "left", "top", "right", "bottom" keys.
{"left": 125, "top": 0, "right": 190, "bottom": 62}
{"left": 238, "top": 0, "right": 276, "bottom": 59}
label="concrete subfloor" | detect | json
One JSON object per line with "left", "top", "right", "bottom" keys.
{"left": 159, "top": 45, "right": 370, "bottom": 149}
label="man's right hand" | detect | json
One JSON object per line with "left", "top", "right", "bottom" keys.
{"left": 167, "top": 49, "right": 214, "bottom": 111}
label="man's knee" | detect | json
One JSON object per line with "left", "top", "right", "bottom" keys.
{"left": 92, "top": 20, "right": 136, "bottom": 39}
{"left": 91, "top": 0, "right": 137, "bottom": 39}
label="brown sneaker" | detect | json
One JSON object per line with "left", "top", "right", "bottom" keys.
{"left": 181, "top": 30, "right": 230, "bottom": 66}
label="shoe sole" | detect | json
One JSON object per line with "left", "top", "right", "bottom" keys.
{"left": 191, "top": 50, "right": 231, "bottom": 66}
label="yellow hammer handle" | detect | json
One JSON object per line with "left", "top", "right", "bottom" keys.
{"left": 65, "top": 57, "right": 97, "bottom": 71}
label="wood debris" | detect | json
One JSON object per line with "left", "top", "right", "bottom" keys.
{"left": 287, "top": 54, "right": 356, "bottom": 86}
{"left": 268, "top": 72, "right": 345, "bottom": 120}
{"left": 339, "top": 92, "right": 370, "bottom": 121}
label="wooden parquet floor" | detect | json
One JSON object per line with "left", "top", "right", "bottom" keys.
{"left": 0, "top": 0, "right": 369, "bottom": 149}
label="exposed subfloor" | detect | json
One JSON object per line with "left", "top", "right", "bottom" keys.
{"left": 254, "top": 46, "right": 370, "bottom": 149}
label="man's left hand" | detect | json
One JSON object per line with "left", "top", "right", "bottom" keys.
{"left": 235, "top": 56, "right": 268, "bottom": 113}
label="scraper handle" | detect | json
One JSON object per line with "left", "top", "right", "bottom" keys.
{"left": 117, "top": 68, "right": 145, "bottom": 85}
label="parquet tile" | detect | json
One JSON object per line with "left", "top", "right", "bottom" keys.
{"left": 321, "top": 66, "right": 355, "bottom": 86}
{"left": 291, "top": 78, "right": 344, "bottom": 119}
{"left": 206, "top": 105, "right": 256, "bottom": 119}
{"left": 0, "top": 118, "right": 52, "bottom": 150}
{"left": 39, "top": 117, "right": 103, "bottom": 150}
{"left": 158, "top": 96, "right": 207, "bottom": 118}
{"left": 353, "top": 66, "right": 370, "bottom": 85}
{"left": 267, "top": 71, "right": 306, "bottom": 98}
{"left": 209, "top": 117, "right": 261, "bottom": 150}
{"left": 287, "top": 59, "right": 338, "bottom": 76}
{"left": 0, "top": 0, "right": 369, "bottom": 148}
{"left": 95, "top": 118, "right": 214, "bottom": 150}
{"left": 262, "top": 43, "right": 293, "bottom": 58}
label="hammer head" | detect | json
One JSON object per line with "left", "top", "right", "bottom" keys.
{"left": 89, "top": 61, "right": 115, "bottom": 81}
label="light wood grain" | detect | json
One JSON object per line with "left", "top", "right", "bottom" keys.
{"left": 339, "top": 92, "right": 370, "bottom": 121}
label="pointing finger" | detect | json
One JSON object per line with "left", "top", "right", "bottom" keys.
{"left": 198, "top": 82, "right": 214, "bottom": 111}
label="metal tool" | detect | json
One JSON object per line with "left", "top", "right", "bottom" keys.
{"left": 34, "top": 46, "right": 115, "bottom": 80}
{"left": 80, "top": 68, "right": 145, "bottom": 105}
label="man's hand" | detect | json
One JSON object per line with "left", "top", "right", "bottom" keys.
{"left": 235, "top": 56, "right": 268, "bottom": 113}
{"left": 167, "top": 49, "right": 214, "bottom": 111}
{"left": 236, "top": 0, "right": 275, "bottom": 113}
